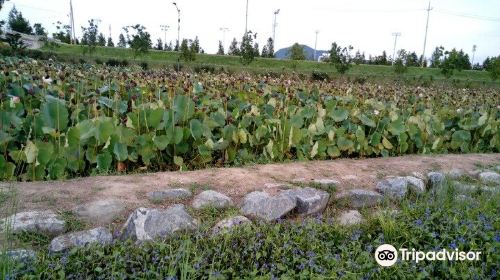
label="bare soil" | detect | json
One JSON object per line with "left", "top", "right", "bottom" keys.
{"left": 1, "top": 153, "right": 498, "bottom": 223}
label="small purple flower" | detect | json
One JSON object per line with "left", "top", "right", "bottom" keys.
{"left": 450, "top": 241, "right": 457, "bottom": 250}
{"left": 415, "top": 219, "right": 423, "bottom": 227}
{"left": 494, "top": 235, "right": 500, "bottom": 242}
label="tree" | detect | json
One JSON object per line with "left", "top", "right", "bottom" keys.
{"left": 33, "top": 23, "right": 46, "bottom": 36}
{"left": 405, "top": 51, "right": 419, "bottom": 67}
{"left": 180, "top": 38, "right": 195, "bottom": 61}
{"left": 264, "top": 37, "right": 274, "bottom": 58}
{"left": 174, "top": 40, "right": 179, "bottom": 51}
{"left": 165, "top": 41, "right": 173, "bottom": 51}
{"left": 440, "top": 48, "right": 471, "bottom": 78}
{"left": 124, "top": 24, "right": 152, "bottom": 57}
{"left": 155, "top": 38, "right": 163, "bottom": 50}
{"left": 8, "top": 6, "right": 33, "bottom": 34}
{"left": 228, "top": 38, "right": 239, "bottom": 56}
{"left": 253, "top": 42, "right": 260, "bottom": 57}
{"left": 0, "top": 0, "right": 7, "bottom": 11}
{"left": 288, "top": 43, "right": 306, "bottom": 60}
{"left": 190, "top": 36, "right": 200, "bottom": 53}
{"left": 107, "top": 37, "right": 114, "bottom": 47}
{"left": 81, "top": 19, "right": 99, "bottom": 55}
{"left": 353, "top": 50, "right": 365, "bottom": 65}
{"left": 394, "top": 49, "right": 408, "bottom": 74}
{"left": 240, "top": 31, "right": 256, "bottom": 65}
{"left": 430, "top": 46, "right": 444, "bottom": 68}
{"left": 485, "top": 56, "right": 500, "bottom": 81}
{"left": 97, "top": 33, "right": 106, "bottom": 46}
{"left": 329, "top": 42, "right": 353, "bottom": 74}
{"left": 217, "top": 40, "right": 224, "bottom": 55}
{"left": 52, "top": 21, "right": 71, "bottom": 44}
{"left": 117, "top": 33, "right": 126, "bottom": 48}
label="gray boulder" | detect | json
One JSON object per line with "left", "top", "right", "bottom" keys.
{"left": 447, "top": 169, "right": 464, "bottom": 180}
{"left": 120, "top": 205, "right": 198, "bottom": 241}
{"left": 281, "top": 187, "right": 330, "bottom": 215}
{"left": 335, "top": 189, "right": 383, "bottom": 208}
{"left": 338, "top": 210, "right": 364, "bottom": 226}
{"left": 0, "top": 210, "right": 65, "bottom": 235}
{"left": 147, "top": 188, "right": 192, "bottom": 202}
{"left": 375, "top": 177, "right": 408, "bottom": 199}
{"left": 479, "top": 172, "right": 500, "bottom": 185}
{"left": 312, "top": 178, "right": 339, "bottom": 185}
{"left": 405, "top": 176, "right": 426, "bottom": 193}
{"left": 192, "top": 190, "right": 233, "bottom": 209}
{"left": 212, "top": 216, "right": 251, "bottom": 235}
{"left": 4, "top": 249, "right": 37, "bottom": 263}
{"left": 49, "top": 227, "right": 113, "bottom": 253}
{"left": 74, "top": 199, "right": 126, "bottom": 224}
{"left": 427, "top": 172, "right": 446, "bottom": 189}
{"left": 240, "top": 191, "right": 296, "bottom": 222}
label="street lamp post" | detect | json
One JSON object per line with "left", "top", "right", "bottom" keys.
{"left": 220, "top": 27, "right": 229, "bottom": 50}
{"left": 314, "top": 30, "right": 319, "bottom": 61}
{"left": 391, "top": 32, "right": 401, "bottom": 66}
{"left": 272, "top": 9, "right": 280, "bottom": 46}
{"left": 245, "top": 0, "right": 249, "bottom": 34}
{"left": 172, "top": 2, "right": 180, "bottom": 49}
{"left": 160, "top": 25, "right": 169, "bottom": 46}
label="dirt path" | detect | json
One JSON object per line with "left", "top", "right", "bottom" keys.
{"left": 1, "top": 153, "right": 499, "bottom": 218}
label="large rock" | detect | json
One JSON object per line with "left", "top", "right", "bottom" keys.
{"left": 49, "top": 227, "right": 113, "bottom": 253}
{"left": 427, "top": 172, "right": 446, "bottom": 189}
{"left": 312, "top": 179, "right": 339, "bottom": 185}
{"left": 479, "top": 172, "right": 500, "bottom": 185}
{"left": 147, "top": 188, "right": 192, "bottom": 202}
{"left": 192, "top": 190, "right": 233, "bottom": 209}
{"left": 338, "top": 210, "right": 364, "bottom": 226}
{"left": 212, "top": 216, "right": 252, "bottom": 235}
{"left": 335, "top": 189, "right": 383, "bottom": 208}
{"left": 240, "top": 191, "right": 296, "bottom": 222}
{"left": 4, "top": 249, "right": 37, "bottom": 262}
{"left": 405, "top": 176, "right": 426, "bottom": 193}
{"left": 74, "top": 199, "right": 126, "bottom": 224}
{"left": 0, "top": 210, "right": 65, "bottom": 235}
{"left": 281, "top": 187, "right": 330, "bottom": 215}
{"left": 120, "top": 205, "right": 198, "bottom": 241}
{"left": 375, "top": 177, "right": 408, "bottom": 199}
{"left": 447, "top": 169, "right": 464, "bottom": 180}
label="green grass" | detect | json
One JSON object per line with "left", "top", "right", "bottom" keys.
{"left": 2, "top": 181, "right": 498, "bottom": 279}
{"left": 43, "top": 44, "right": 498, "bottom": 85}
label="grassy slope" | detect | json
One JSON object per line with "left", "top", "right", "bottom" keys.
{"left": 45, "top": 44, "right": 495, "bottom": 83}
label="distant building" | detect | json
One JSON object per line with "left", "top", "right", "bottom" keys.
{"left": 0, "top": 29, "right": 55, "bottom": 49}
{"left": 318, "top": 53, "right": 330, "bottom": 62}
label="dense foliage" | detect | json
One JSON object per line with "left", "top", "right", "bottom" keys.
{"left": 0, "top": 56, "right": 498, "bottom": 181}
{"left": 3, "top": 185, "right": 499, "bottom": 279}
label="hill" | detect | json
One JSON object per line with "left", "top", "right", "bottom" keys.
{"left": 275, "top": 44, "right": 329, "bottom": 60}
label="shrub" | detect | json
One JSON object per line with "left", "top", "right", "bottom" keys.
{"left": 95, "top": 58, "right": 103, "bottom": 65}
{"left": 311, "top": 71, "right": 329, "bottom": 81}
{"left": 194, "top": 64, "right": 216, "bottom": 74}
{"left": 140, "top": 62, "right": 148, "bottom": 70}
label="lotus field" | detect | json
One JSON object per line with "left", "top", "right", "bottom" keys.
{"left": 0, "top": 56, "right": 499, "bottom": 181}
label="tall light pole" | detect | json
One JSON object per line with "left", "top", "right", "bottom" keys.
{"left": 220, "top": 27, "right": 229, "bottom": 50}
{"left": 160, "top": 25, "right": 169, "bottom": 45}
{"left": 245, "top": 0, "right": 249, "bottom": 34}
{"left": 392, "top": 32, "right": 401, "bottom": 65}
{"left": 272, "top": 9, "right": 280, "bottom": 46}
{"left": 421, "top": 0, "right": 432, "bottom": 67}
{"left": 314, "top": 30, "right": 319, "bottom": 61}
{"left": 173, "top": 2, "right": 180, "bottom": 49}
{"left": 69, "top": 0, "right": 76, "bottom": 44}
{"left": 471, "top": 45, "right": 477, "bottom": 66}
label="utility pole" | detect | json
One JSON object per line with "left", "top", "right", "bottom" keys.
{"left": 220, "top": 27, "right": 229, "bottom": 50}
{"left": 421, "top": 0, "right": 432, "bottom": 68}
{"left": 160, "top": 25, "right": 170, "bottom": 45}
{"left": 109, "top": 25, "right": 112, "bottom": 39}
{"left": 69, "top": 0, "right": 76, "bottom": 44}
{"left": 392, "top": 32, "right": 401, "bottom": 65}
{"left": 245, "top": 0, "right": 249, "bottom": 34}
{"left": 471, "top": 45, "right": 477, "bottom": 66}
{"left": 272, "top": 9, "right": 280, "bottom": 46}
{"left": 173, "top": 2, "right": 180, "bottom": 49}
{"left": 314, "top": 30, "right": 319, "bottom": 61}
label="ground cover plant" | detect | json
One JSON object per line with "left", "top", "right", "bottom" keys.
{"left": 0, "top": 56, "right": 498, "bottom": 181}
{"left": 2, "top": 181, "right": 498, "bottom": 279}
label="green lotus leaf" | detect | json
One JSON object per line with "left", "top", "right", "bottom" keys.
{"left": 190, "top": 119, "right": 203, "bottom": 140}
{"left": 357, "top": 114, "right": 376, "bottom": 128}
{"left": 173, "top": 95, "right": 195, "bottom": 124}
{"left": 48, "top": 158, "right": 66, "bottom": 180}
{"left": 388, "top": 119, "right": 405, "bottom": 136}
{"left": 36, "top": 141, "right": 54, "bottom": 166}
{"left": 96, "top": 118, "right": 114, "bottom": 145}
{"left": 113, "top": 142, "right": 128, "bottom": 162}
{"left": 330, "top": 108, "right": 349, "bottom": 122}
{"left": 41, "top": 96, "right": 69, "bottom": 132}
{"left": 337, "top": 137, "right": 354, "bottom": 151}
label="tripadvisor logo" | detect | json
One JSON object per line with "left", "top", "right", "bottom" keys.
{"left": 374, "top": 244, "right": 482, "bottom": 267}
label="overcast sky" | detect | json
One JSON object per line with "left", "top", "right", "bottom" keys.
{"left": 1, "top": 0, "right": 499, "bottom": 63}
